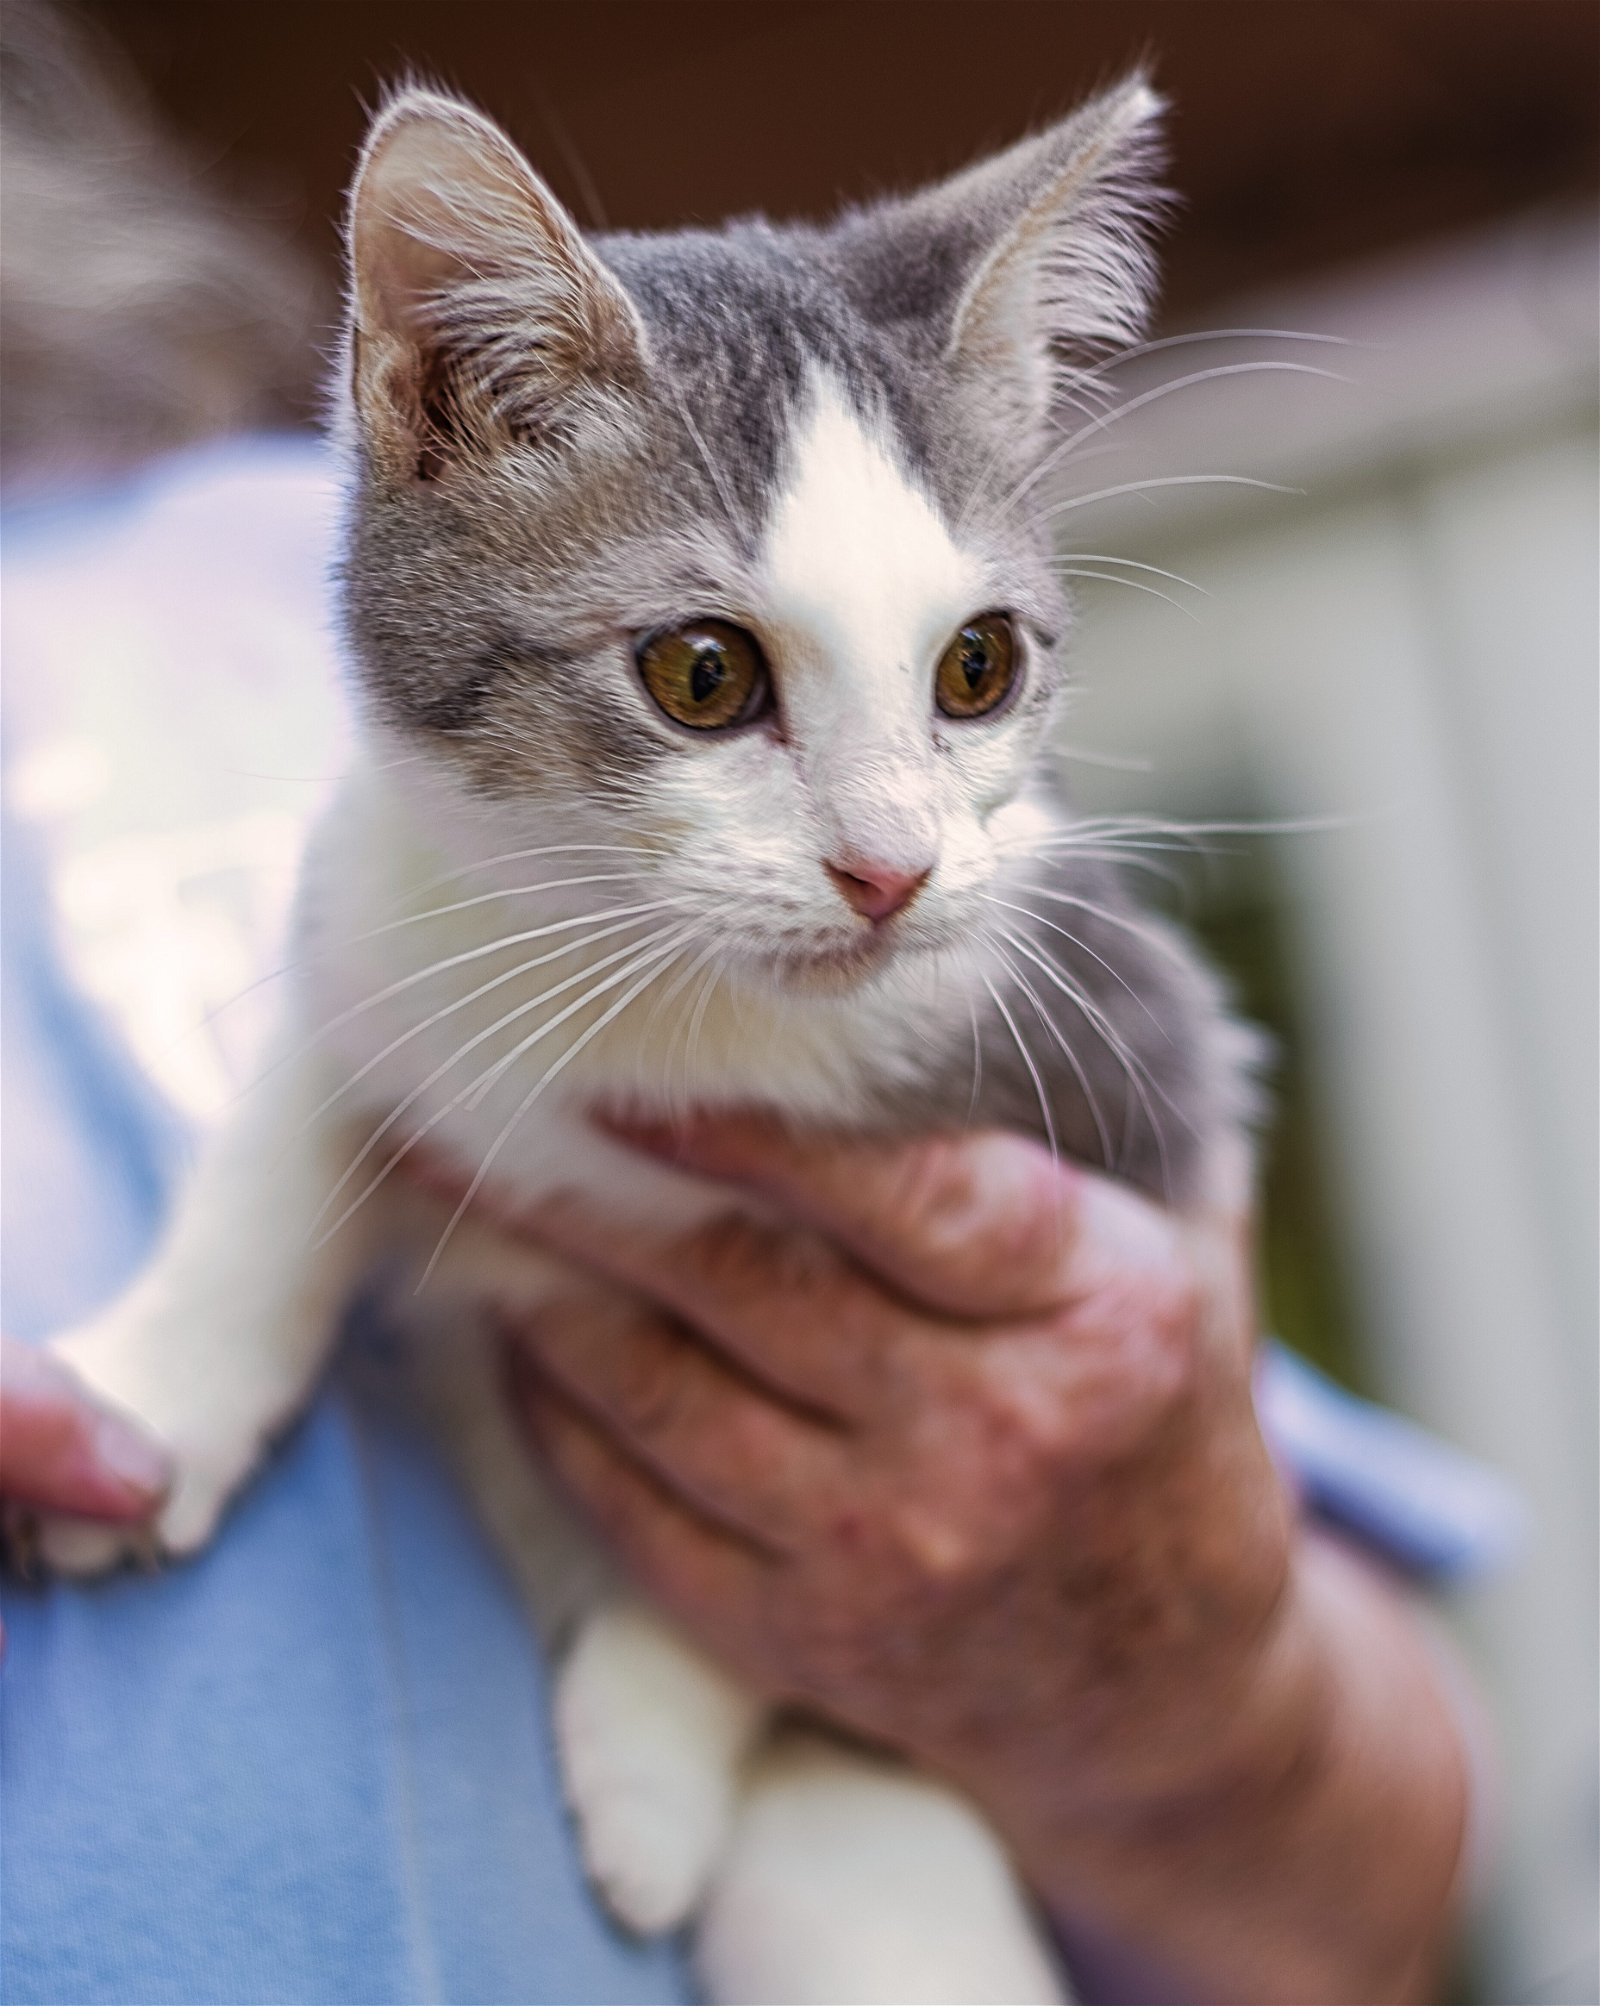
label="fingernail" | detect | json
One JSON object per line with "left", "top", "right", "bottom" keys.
{"left": 91, "top": 1413, "right": 173, "bottom": 1498}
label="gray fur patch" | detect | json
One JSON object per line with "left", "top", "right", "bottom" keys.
{"left": 874, "top": 847, "right": 1267, "bottom": 1206}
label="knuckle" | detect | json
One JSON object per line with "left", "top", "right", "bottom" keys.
{"left": 970, "top": 1361, "right": 1078, "bottom": 1494}
{"left": 880, "top": 1135, "right": 973, "bottom": 1233}
{"left": 889, "top": 1500, "right": 985, "bottom": 1586}
{"left": 891, "top": 1137, "right": 1061, "bottom": 1309}
{"left": 606, "top": 1324, "right": 697, "bottom": 1439}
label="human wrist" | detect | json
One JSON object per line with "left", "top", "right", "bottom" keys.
{"left": 990, "top": 1532, "right": 1325, "bottom": 1903}
{"left": 1000, "top": 1535, "right": 1469, "bottom": 2005}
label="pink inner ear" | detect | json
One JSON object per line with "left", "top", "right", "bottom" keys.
{"left": 352, "top": 96, "right": 547, "bottom": 329}
{"left": 347, "top": 95, "right": 648, "bottom": 482}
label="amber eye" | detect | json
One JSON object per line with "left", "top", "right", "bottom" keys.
{"left": 637, "top": 620, "right": 768, "bottom": 731}
{"left": 935, "top": 612, "right": 1018, "bottom": 720}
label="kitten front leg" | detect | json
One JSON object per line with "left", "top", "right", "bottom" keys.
{"left": 557, "top": 1598, "right": 767, "bottom": 1935}
{"left": 387, "top": 1237, "right": 769, "bottom": 1939}
{"left": 31, "top": 1048, "right": 374, "bottom": 1575}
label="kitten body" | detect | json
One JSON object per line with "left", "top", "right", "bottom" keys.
{"left": 38, "top": 79, "right": 1258, "bottom": 2004}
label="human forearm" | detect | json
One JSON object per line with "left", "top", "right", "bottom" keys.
{"left": 995, "top": 1532, "right": 1470, "bottom": 2006}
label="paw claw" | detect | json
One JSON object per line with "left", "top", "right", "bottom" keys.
{"left": 11, "top": 1468, "right": 227, "bottom": 1581}
{"left": 31, "top": 1513, "right": 156, "bottom": 1579}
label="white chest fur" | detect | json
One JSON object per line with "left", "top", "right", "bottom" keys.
{"left": 297, "top": 758, "right": 1004, "bottom": 1250}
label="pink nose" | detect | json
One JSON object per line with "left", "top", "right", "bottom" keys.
{"left": 824, "top": 858, "right": 930, "bottom": 923}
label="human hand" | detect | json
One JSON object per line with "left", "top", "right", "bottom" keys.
{"left": 1, "top": 1337, "right": 173, "bottom": 1523}
{"left": 486, "top": 1119, "right": 1292, "bottom": 1844}
{"left": 433, "top": 1117, "right": 1466, "bottom": 2001}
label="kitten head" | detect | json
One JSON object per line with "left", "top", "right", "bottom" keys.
{"left": 338, "top": 78, "right": 1165, "bottom": 992}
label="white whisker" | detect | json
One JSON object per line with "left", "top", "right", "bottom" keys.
{"left": 964, "top": 986, "right": 983, "bottom": 1129}
{"left": 1042, "top": 473, "right": 1299, "bottom": 521}
{"left": 308, "top": 924, "right": 687, "bottom": 1244}
{"left": 414, "top": 934, "right": 693, "bottom": 1292}
{"left": 464, "top": 920, "right": 692, "bottom": 1111}
{"left": 680, "top": 948, "right": 727, "bottom": 1112}
{"left": 1030, "top": 843, "right": 1185, "bottom": 890}
{"left": 979, "top": 969, "right": 1060, "bottom": 1179}
{"left": 980, "top": 891, "right": 1169, "bottom": 1038}
{"left": 991, "top": 942, "right": 1112, "bottom": 1172}
{"left": 296, "top": 896, "right": 681, "bottom": 1073}
{"left": 1001, "top": 360, "right": 1344, "bottom": 519}
{"left": 399, "top": 840, "right": 665, "bottom": 902}
{"left": 1054, "top": 568, "right": 1200, "bottom": 617}
{"left": 1097, "top": 326, "right": 1362, "bottom": 368}
{"left": 1007, "top": 879, "right": 1194, "bottom": 972}
{"left": 349, "top": 869, "right": 643, "bottom": 946}
{"left": 306, "top": 906, "right": 674, "bottom": 1129}
{"left": 1051, "top": 553, "right": 1208, "bottom": 595}
{"left": 997, "top": 925, "right": 1177, "bottom": 1192}
{"left": 658, "top": 936, "right": 725, "bottom": 1119}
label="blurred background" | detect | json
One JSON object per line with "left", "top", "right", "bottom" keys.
{"left": 3, "top": 5, "right": 1595, "bottom": 1999}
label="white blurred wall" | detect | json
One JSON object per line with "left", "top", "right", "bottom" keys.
{"left": 1055, "top": 211, "right": 1598, "bottom": 2003}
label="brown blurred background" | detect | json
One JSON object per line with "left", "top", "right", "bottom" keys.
{"left": 83, "top": 0, "right": 1600, "bottom": 357}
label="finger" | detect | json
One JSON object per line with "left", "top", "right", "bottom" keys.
{"left": 611, "top": 1114, "right": 1148, "bottom": 1320}
{"left": 0, "top": 1344, "right": 172, "bottom": 1520}
{"left": 517, "top": 1198, "right": 901, "bottom": 1419}
{"left": 512, "top": 1348, "right": 774, "bottom": 1624}
{"left": 503, "top": 1296, "right": 840, "bottom": 1554}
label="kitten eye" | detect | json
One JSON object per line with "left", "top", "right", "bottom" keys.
{"left": 637, "top": 620, "right": 769, "bottom": 731}
{"left": 935, "top": 612, "right": 1018, "bottom": 720}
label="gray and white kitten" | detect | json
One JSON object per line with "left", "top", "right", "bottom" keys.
{"left": 40, "top": 77, "right": 1258, "bottom": 2005}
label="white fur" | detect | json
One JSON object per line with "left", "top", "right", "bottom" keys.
{"left": 557, "top": 1600, "right": 765, "bottom": 1933}
{"left": 759, "top": 373, "right": 982, "bottom": 874}
{"left": 698, "top": 1733, "right": 1071, "bottom": 2004}
{"left": 40, "top": 1055, "right": 372, "bottom": 1573}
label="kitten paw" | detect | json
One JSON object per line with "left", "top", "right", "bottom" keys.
{"left": 570, "top": 1755, "right": 725, "bottom": 1935}
{"left": 556, "top": 1602, "right": 765, "bottom": 1935}
{"left": 20, "top": 1319, "right": 256, "bottom": 1577}
{"left": 24, "top": 1456, "right": 231, "bottom": 1577}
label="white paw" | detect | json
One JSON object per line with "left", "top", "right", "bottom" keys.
{"left": 567, "top": 1746, "right": 727, "bottom": 1936}
{"left": 556, "top": 1602, "right": 765, "bottom": 1935}
{"left": 28, "top": 1453, "right": 234, "bottom": 1577}
{"left": 24, "top": 1317, "right": 258, "bottom": 1578}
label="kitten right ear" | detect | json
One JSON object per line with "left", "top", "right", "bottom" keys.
{"left": 345, "top": 87, "right": 646, "bottom": 478}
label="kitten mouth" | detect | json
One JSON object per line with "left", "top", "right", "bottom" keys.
{"left": 760, "top": 925, "right": 913, "bottom": 992}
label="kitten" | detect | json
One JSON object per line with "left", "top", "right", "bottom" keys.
{"left": 36, "top": 76, "right": 1258, "bottom": 2004}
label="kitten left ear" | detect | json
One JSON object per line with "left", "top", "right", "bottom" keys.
{"left": 868, "top": 77, "right": 1168, "bottom": 436}
{"left": 345, "top": 86, "right": 647, "bottom": 478}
